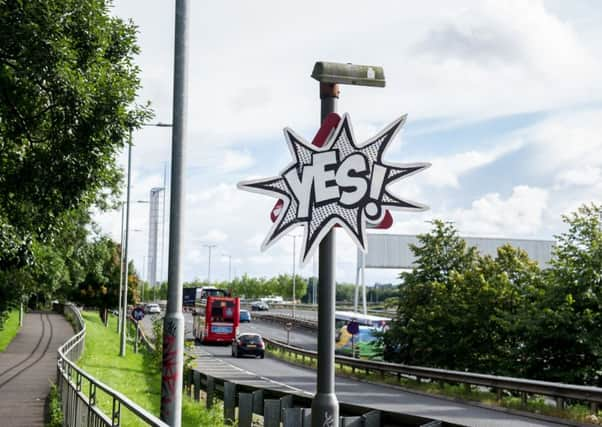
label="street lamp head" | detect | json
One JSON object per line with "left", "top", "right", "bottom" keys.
{"left": 142, "top": 122, "right": 173, "bottom": 128}
{"left": 311, "top": 61, "right": 385, "bottom": 88}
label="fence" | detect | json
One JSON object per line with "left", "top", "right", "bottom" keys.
{"left": 184, "top": 368, "right": 457, "bottom": 427}
{"left": 56, "top": 304, "right": 168, "bottom": 427}
{"left": 264, "top": 337, "right": 602, "bottom": 416}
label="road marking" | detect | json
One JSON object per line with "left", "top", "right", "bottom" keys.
{"left": 191, "top": 347, "right": 312, "bottom": 396}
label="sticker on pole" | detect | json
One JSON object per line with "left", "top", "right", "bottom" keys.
{"left": 237, "top": 113, "right": 430, "bottom": 265}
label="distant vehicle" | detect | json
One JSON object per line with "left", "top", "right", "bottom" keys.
{"left": 251, "top": 301, "right": 269, "bottom": 311}
{"left": 193, "top": 295, "right": 240, "bottom": 344}
{"left": 260, "top": 296, "right": 283, "bottom": 304}
{"left": 239, "top": 309, "right": 251, "bottom": 323}
{"left": 145, "top": 303, "right": 161, "bottom": 314}
{"left": 232, "top": 333, "right": 265, "bottom": 358}
{"left": 183, "top": 286, "right": 229, "bottom": 307}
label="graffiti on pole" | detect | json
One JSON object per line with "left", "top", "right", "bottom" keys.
{"left": 160, "top": 318, "right": 178, "bottom": 418}
{"left": 238, "top": 113, "right": 430, "bottom": 264}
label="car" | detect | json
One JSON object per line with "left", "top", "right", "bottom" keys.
{"left": 251, "top": 301, "right": 269, "bottom": 311}
{"left": 232, "top": 333, "right": 265, "bottom": 358}
{"left": 145, "top": 303, "right": 161, "bottom": 314}
{"left": 239, "top": 309, "right": 251, "bottom": 323}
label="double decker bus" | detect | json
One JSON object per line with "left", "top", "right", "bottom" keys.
{"left": 193, "top": 295, "right": 240, "bottom": 344}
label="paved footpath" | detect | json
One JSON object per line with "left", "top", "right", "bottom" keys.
{"left": 0, "top": 312, "right": 74, "bottom": 427}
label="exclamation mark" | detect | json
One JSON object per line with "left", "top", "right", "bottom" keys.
{"left": 365, "top": 164, "right": 387, "bottom": 220}
{"left": 369, "top": 164, "right": 387, "bottom": 200}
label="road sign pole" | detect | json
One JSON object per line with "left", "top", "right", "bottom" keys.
{"left": 311, "top": 82, "right": 340, "bottom": 427}
{"left": 160, "top": 0, "right": 188, "bottom": 424}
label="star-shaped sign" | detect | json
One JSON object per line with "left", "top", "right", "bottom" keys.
{"left": 238, "top": 113, "right": 430, "bottom": 265}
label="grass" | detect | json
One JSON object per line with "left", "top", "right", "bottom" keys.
{"left": 268, "top": 345, "right": 601, "bottom": 425}
{"left": 47, "top": 383, "right": 63, "bottom": 427}
{"left": 76, "top": 311, "right": 224, "bottom": 426}
{"left": 0, "top": 309, "right": 21, "bottom": 352}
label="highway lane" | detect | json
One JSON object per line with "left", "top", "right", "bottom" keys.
{"left": 189, "top": 319, "right": 569, "bottom": 427}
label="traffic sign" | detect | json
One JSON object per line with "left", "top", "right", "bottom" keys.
{"left": 132, "top": 306, "right": 145, "bottom": 321}
{"left": 346, "top": 320, "right": 359, "bottom": 335}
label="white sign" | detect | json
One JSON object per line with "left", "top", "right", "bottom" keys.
{"left": 238, "top": 113, "right": 430, "bottom": 264}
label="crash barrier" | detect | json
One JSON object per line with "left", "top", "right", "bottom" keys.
{"left": 264, "top": 337, "right": 602, "bottom": 417}
{"left": 184, "top": 368, "right": 456, "bottom": 427}
{"left": 251, "top": 311, "right": 318, "bottom": 331}
{"left": 57, "top": 303, "right": 167, "bottom": 427}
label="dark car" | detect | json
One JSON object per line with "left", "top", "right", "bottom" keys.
{"left": 251, "top": 301, "right": 269, "bottom": 311}
{"left": 232, "top": 333, "right": 265, "bottom": 358}
{"left": 239, "top": 309, "right": 251, "bottom": 323}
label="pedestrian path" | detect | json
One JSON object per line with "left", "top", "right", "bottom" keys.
{"left": 0, "top": 312, "right": 74, "bottom": 427}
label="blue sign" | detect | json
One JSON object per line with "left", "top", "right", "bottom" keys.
{"left": 132, "top": 307, "right": 144, "bottom": 321}
{"left": 347, "top": 320, "right": 360, "bottom": 335}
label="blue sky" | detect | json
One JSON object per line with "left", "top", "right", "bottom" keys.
{"left": 95, "top": 0, "right": 602, "bottom": 287}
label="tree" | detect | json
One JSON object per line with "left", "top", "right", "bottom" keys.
{"left": 523, "top": 204, "right": 602, "bottom": 385}
{"left": 0, "top": 0, "right": 151, "bottom": 312}
{"left": 384, "top": 220, "right": 479, "bottom": 364}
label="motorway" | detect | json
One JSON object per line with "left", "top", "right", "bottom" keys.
{"left": 191, "top": 316, "right": 569, "bottom": 427}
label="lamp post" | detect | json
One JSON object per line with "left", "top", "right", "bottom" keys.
{"left": 161, "top": 0, "right": 188, "bottom": 422}
{"left": 203, "top": 244, "right": 217, "bottom": 283}
{"left": 310, "top": 61, "right": 385, "bottom": 427}
{"left": 119, "top": 130, "right": 133, "bottom": 357}
{"left": 287, "top": 234, "right": 300, "bottom": 319}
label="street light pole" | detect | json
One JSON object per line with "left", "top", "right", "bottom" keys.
{"left": 160, "top": 0, "right": 188, "bottom": 423}
{"left": 203, "top": 244, "right": 217, "bottom": 283}
{"left": 120, "top": 130, "right": 133, "bottom": 357}
{"left": 311, "top": 81, "right": 339, "bottom": 427}
{"left": 117, "top": 201, "right": 125, "bottom": 333}
{"left": 287, "top": 234, "right": 298, "bottom": 319}
{"left": 310, "top": 61, "right": 385, "bottom": 427}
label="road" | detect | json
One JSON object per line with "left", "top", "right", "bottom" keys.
{"left": 139, "top": 311, "right": 570, "bottom": 426}
{"left": 192, "top": 319, "right": 569, "bottom": 427}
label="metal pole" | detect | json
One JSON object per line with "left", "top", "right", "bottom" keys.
{"left": 117, "top": 202, "right": 125, "bottom": 333}
{"left": 361, "top": 252, "right": 367, "bottom": 317}
{"left": 203, "top": 244, "right": 216, "bottom": 283}
{"left": 160, "top": 0, "right": 188, "bottom": 423}
{"left": 311, "top": 82, "right": 339, "bottom": 427}
{"left": 120, "top": 132, "right": 133, "bottom": 357}
{"left": 159, "top": 162, "right": 168, "bottom": 302}
{"left": 354, "top": 248, "right": 360, "bottom": 313}
{"left": 292, "top": 235, "right": 296, "bottom": 319}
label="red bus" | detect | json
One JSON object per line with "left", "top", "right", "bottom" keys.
{"left": 193, "top": 296, "right": 240, "bottom": 344}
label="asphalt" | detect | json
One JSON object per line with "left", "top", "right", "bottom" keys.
{"left": 0, "top": 312, "right": 74, "bottom": 427}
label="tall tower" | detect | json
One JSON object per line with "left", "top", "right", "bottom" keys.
{"left": 147, "top": 187, "right": 164, "bottom": 298}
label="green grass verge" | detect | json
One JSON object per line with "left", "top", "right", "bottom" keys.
{"left": 268, "top": 345, "right": 601, "bottom": 425}
{"left": 47, "top": 383, "right": 63, "bottom": 427}
{"left": 0, "top": 309, "right": 21, "bottom": 352}
{"left": 77, "top": 311, "right": 224, "bottom": 426}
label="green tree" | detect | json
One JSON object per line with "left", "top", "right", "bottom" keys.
{"left": 0, "top": 0, "right": 151, "bottom": 313}
{"left": 523, "top": 204, "right": 602, "bottom": 385}
{"left": 385, "top": 220, "right": 479, "bottom": 364}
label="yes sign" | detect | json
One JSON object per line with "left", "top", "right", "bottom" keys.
{"left": 238, "top": 113, "right": 430, "bottom": 264}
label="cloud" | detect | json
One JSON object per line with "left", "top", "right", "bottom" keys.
{"left": 422, "top": 138, "right": 523, "bottom": 188}
{"left": 221, "top": 150, "right": 254, "bottom": 172}
{"left": 450, "top": 185, "right": 549, "bottom": 237}
{"left": 554, "top": 165, "right": 602, "bottom": 189}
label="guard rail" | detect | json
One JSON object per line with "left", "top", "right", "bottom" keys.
{"left": 57, "top": 304, "right": 167, "bottom": 427}
{"left": 264, "top": 337, "right": 602, "bottom": 416}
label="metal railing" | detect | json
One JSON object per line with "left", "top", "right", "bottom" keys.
{"left": 184, "top": 367, "right": 456, "bottom": 427}
{"left": 264, "top": 337, "right": 602, "bottom": 416}
{"left": 57, "top": 304, "right": 168, "bottom": 427}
